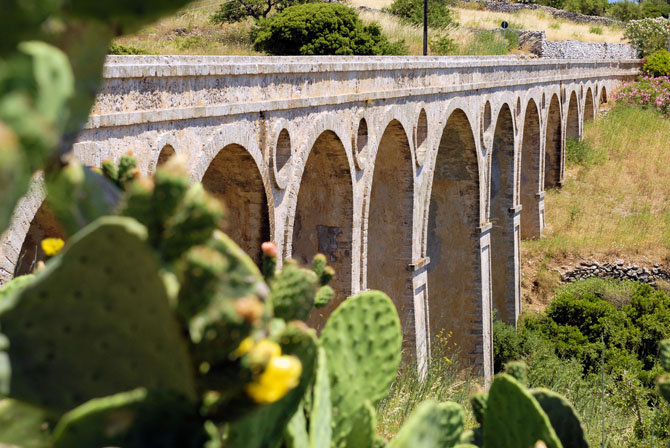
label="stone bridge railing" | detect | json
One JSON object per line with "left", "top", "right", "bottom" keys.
{"left": 0, "top": 55, "right": 640, "bottom": 378}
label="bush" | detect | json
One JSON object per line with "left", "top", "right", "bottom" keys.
{"left": 641, "top": 0, "right": 670, "bottom": 19}
{"left": 210, "top": 0, "right": 314, "bottom": 23}
{"left": 612, "top": 75, "right": 670, "bottom": 117}
{"left": 252, "top": 3, "right": 407, "bottom": 55}
{"left": 644, "top": 49, "right": 670, "bottom": 76}
{"left": 430, "top": 34, "right": 456, "bottom": 55}
{"left": 566, "top": 137, "right": 606, "bottom": 166}
{"left": 108, "top": 42, "right": 150, "bottom": 55}
{"left": 624, "top": 17, "right": 670, "bottom": 56}
{"left": 589, "top": 25, "right": 603, "bottom": 35}
{"left": 608, "top": 0, "right": 643, "bottom": 22}
{"left": 384, "top": 0, "right": 456, "bottom": 28}
{"left": 459, "top": 30, "right": 518, "bottom": 55}
{"left": 563, "top": 0, "right": 608, "bottom": 17}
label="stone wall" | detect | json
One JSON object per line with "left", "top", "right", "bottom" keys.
{"left": 471, "top": 0, "right": 622, "bottom": 26}
{"left": 561, "top": 260, "right": 670, "bottom": 287}
{"left": 515, "top": 30, "right": 638, "bottom": 59}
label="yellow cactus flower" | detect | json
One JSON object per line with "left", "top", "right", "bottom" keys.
{"left": 41, "top": 238, "right": 65, "bottom": 257}
{"left": 252, "top": 340, "right": 282, "bottom": 359}
{"left": 246, "top": 355, "right": 302, "bottom": 404}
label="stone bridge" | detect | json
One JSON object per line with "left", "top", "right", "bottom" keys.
{"left": 0, "top": 55, "right": 640, "bottom": 377}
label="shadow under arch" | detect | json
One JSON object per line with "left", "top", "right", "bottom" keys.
{"left": 584, "top": 88, "right": 595, "bottom": 123}
{"left": 490, "top": 104, "right": 519, "bottom": 325}
{"left": 15, "top": 203, "right": 65, "bottom": 277}
{"left": 201, "top": 143, "right": 270, "bottom": 267}
{"left": 292, "top": 130, "right": 353, "bottom": 331}
{"left": 367, "top": 119, "right": 415, "bottom": 349}
{"left": 156, "top": 144, "right": 176, "bottom": 168}
{"left": 427, "top": 108, "right": 484, "bottom": 366}
{"left": 545, "top": 94, "right": 562, "bottom": 189}
{"left": 566, "top": 90, "right": 579, "bottom": 141}
{"left": 520, "top": 99, "right": 543, "bottom": 240}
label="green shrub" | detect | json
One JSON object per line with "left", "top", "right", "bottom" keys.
{"left": 108, "top": 43, "right": 150, "bottom": 55}
{"left": 589, "top": 25, "right": 603, "bottom": 35}
{"left": 624, "top": 17, "right": 670, "bottom": 56}
{"left": 563, "top": 0, "right": 608, "bottom": 17}
{"left": 493, "top": 320, "right": 523, "bottom": 373}
{"left": 384, "top": 0, "right": 456, "bottom": 28}
{"left": 607, "top": 0, "right": 643, "bottom": 22}
{"left": 566, "top": 137, "right": 606, "bottom": 167}
{"left": 644, "top": 49, "right": 670, "bottom": 76}
{"left": 640, "top": 0, "right": 670, "bottom": 19}
{"left": 430, "top": 34, "right": 456, "bottom": 55}
{"left": 460, "top": 30, "right": 518, "bottom": 55}
{"left": 211, "top": 0, "right": 314, "bottom": 23}
{"left": 252, "top": 3, "right": 407, "bottom": 55}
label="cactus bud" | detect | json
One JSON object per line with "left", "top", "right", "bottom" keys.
{"left": 262, "top": 242, "right": 278, "bottom": 259}
{"left": 262, "top": 242, "right": 278, "bottom": 282}
{"left": 234, "top": 296, "right": 264, "bottom": 325}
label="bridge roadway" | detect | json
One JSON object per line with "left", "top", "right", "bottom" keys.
{"left": 0, "top": 55, "right": 640, "bottom": 377}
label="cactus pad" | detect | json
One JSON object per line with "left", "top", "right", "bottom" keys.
{"left": 660, "top": 339, "right": 670, "bottom": 372}
{"left": 344, "top": 401, "right": 376, "bottom": 448}
{"left": 0, "top": 398, "right": 54, "bottom": 447}
{"left": 320, "top": 290, "right": 402, "bottom": 444}
{"left": 0, "top": 274, "right": 34, "bottom": 302}
{"left": 52, "top": 388, "right": 204, "bottom": 448}
{"left": 310, "top": 347, "right": 332, "bottom": 448}
{"left": 389, "top": 400, "right": 465, "bottom": 448}
{"left": 470, "top": 393, "right": 487, "bottom": 426}
{"left": 658, "top": 374, "right": 670, "bottom": 403}
{"left": 483, "top": 374, "right": 562, "bottom": 448}
{"left": 531, "top": 389, "right": 588, "bottom": 448}
{"left": 270, "top": 261, "right": 318, "bottom": 322}
{"left": 0, "top": 217, "right": 196, "bottom": 412}
{"left": 504, "top": 361, "right": 528, "bottom": 386}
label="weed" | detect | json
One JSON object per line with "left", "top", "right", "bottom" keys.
{"left": 590, "top": 25, "right": 603, "bottom": 35}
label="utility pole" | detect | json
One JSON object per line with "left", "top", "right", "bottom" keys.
{"left": 423, "top": 0, "right": 428, "bottom": 55}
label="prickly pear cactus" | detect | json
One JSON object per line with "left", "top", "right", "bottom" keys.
{"left": 504, "top": 361, "right": 528, "bottom": 386}
{"left": 0, "top": 216, "right": 196, "bottom": 412}
{"left": 320, "top": 290, "right": 402, "bottom": 445}
{"left": 660, "top": 339, "right": 670, "bottom": 372}
{"left": 0, "top": 398, "right": 54, "bottom": 447}
{"left": 345, "top": 400, "right": 376, "bottom": 448}
{"left": 269, "top": 260, "right": 318, "bottom": 322}
{"left": 51, "top": 388, "right": 204, "bottom": 448}
{"left": 531, "top": 389, "right": 588, "bottom": 448}
{"left": 388, "top": 400, "right": 465, "bottom": 448}
{"left": 225, "top": 323, "right": 318, "bottom": 448}
{"left": 470, "top": 393, "right": 488, "bottom": 426}
{"left": 483, "top": 374, "right": 562, "bottom": 448}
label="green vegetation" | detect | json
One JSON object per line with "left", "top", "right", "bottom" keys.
{"left": 384, "top": 0, "right": 456, "bottom": 28}
{"left": 644, "top": 49, "right": 670, "bottom": 76}
{"left": 109, "top": 42, "right": 151, "bottom": 55}
{"left": 624, "top": 17, "right": 670, "bottom": 55}
{"left": 252, "top": 3, "right": 407, "bottom": 55}
{"left": 211, "top": 0, "right": 314, "bottom": 22}
{"left": 495, "top": 279, "right": 670, "bottom": 447}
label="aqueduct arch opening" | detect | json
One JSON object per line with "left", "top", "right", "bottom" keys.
{"left": 520, "top": 99, "right": 543, "bottom": 240}
{"left": 157, "top": 144, "right": 176, "bottom": 168}
{"left": 201, "top": 144, "right": 270, "bottom": 267}
{"left": 490, "top": 104, "right": 519, "bottom": 325}
{"left": 367, "top": 120, "right": 415, "bottom": 348}
{"left": 566, "top": 91, "right": 579, "bottom": 141}
{"left": 14, "top": 203, "right": 65, "bottom": 277}
{"left": 292, "top": 131, "right": 353, "bottom": 330}
{"left": 584, "top": 88, "right": 595, "bottom": 123}
{"left": 426, "top": 109, "right": 482, "bottom": 361}
{"left": 544, "top": 94, "right": 562, "bottom": 188}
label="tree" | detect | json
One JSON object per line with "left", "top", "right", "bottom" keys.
{"left": 252, "top": 3, "right": 407, "bottom": 55}
{"left": 210, "top": 0, "right": 312, "bottom": 23}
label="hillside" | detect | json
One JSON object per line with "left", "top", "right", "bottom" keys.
{"left": 113, "top": 0, "right": 625, "bottom": 56}
{"left": 522, "top": 105, "right": 670, "bottom": 310}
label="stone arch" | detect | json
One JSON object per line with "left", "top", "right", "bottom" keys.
{"left": 427, "top": 109, "right": 483, "bottom": 364}
{"left": 544, "top": 94, "right": 562, "bottom": 189}
{"left": 201, "top": 144, "right": 271, "bottom": 267}
{"left": 566, "top": 90, "right": 579, "bottom": 141}
{"left": 490, "top": 104, "right": 519, "bottom": 325}
{"left": 156, "top": 144, "right": 176, "bottom": 168}
{"left": 520, "top": 98, "right": 543, "bottom": 240}
{"left": 600, "top": 86, "right": 608, "bottom": 105}
{"left": 292, "top": 130, "right": 353, "bottom": 331}
{"left": 584, "top": 87, "right": 595, "bottom": 123}
{"left": 13, "top": 203, "right": 65, "bottom": 277}
{"left": 367, "top": 119, "right": 415, "bottom": 348}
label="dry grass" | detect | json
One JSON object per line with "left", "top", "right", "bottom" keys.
{"left": 522, "top": 106, "right": 670, "bottom": 306}
{"left": 453, "top": 4, "right": 624, "bottom": 43}
{"left": 114, "top": 0, "right": 261, "bottom": 55}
